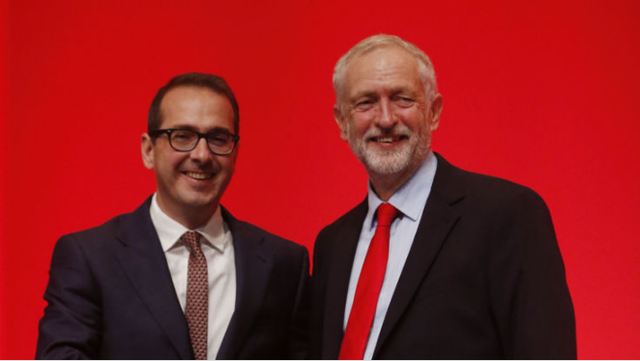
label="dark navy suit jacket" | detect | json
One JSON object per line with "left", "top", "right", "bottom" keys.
{"left": 36, "top": 198, "right": 309, "bottom": 359}
{"left": 310, "top": 154, "right": 576, "bottom": 359}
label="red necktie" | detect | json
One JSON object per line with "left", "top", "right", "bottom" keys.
{"left": 181, "top": 231, "right": 208, "bottom": 360}
{"left": 339, "top": 203, "right": 398, "bottom": 360}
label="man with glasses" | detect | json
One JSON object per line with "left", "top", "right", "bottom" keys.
{"left": 36, "top": 73, "right": 309, "bottom": 359}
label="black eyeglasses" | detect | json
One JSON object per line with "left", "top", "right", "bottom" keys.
{"left": 151, "top": 128, "right": 240, "bottom": 155}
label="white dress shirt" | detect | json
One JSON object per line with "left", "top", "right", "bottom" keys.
{"left": 344, "top": 151, "right": 438, "bottom": 360}
{"left": 150, "top": 194, "right": 236, "bottom": 360}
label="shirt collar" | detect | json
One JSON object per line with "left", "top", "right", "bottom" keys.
{"left": 365, "top": 151, "right": 438, "bottom": 230}
{"left": 149, "top": 193, "right": 230, "bottom": 253}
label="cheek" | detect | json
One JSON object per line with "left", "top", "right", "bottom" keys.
{"left": 404, "top": 109, "right": 429, "bottom": 130}
{"left": 224, "top": 160, "right": 236, "bottom": 174}
{"left": 217, "top": 155, "right": 236, "bottom": 174}
{"left": 350, "top": 114, "right": 374, "bottom": 135}
{"left": 155, "top": 151, "right": 185, "bottom": 173}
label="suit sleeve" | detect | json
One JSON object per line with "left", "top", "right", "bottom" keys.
{"left": 287, "top": 246, "right": 311, "bottom": 360}
{"left": 36, "top": 235, "right": 102, "bottom": 359}
{"left": 489, "top": 188, "right": 577, "bottom": 359}
{"left": 308, "top": 227, "right": 330, "bottom": 360}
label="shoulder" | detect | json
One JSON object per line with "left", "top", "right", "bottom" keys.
{"left": 434, "top": 153, "right": 549, "bottom": 211}
{"left": 45, "top": 209, "right": 143, "bottom": 291}
{"left": 313, "top": 200, "right": 367, "bottom": 261}
{"left": 319, "top": 200, "right": 366, "bottom": 237}
{"left": 433, "top": 155, "right": 556, "bottom": 247}
{"left": 54, "top": 199, "right": 151, "bottom": 253}
{"left": 49, "top": 216, "right": 129, "bottom": 276}
{"left": 69, "top": 213, "right": 129, "bottom": 238}
{"left": 55, "top": 212, "right": 129, "bottom": 249}
{"left": 222, "top": 207, "right": 308, "bottom": 257}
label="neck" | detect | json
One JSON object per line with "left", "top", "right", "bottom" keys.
{"left": 368, "top": 156, "right": 426, "bottom": 201}
{"left": 174, "top": 208, "right": 216, "bottom": 230}
{"left": 156, "top": 198, "right": 218, "bottom": 230}
{"left": 369, "top": 171, "right": 413, "bottom": 201}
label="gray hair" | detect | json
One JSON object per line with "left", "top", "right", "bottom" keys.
{"left": 333, "top": 34, "right": 438, "bottom": 111}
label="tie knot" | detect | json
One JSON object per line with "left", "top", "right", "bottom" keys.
{"left": 181, "top": 231, "right": 202, "bottom": 253}
{"left": 376, "top": 203, "right": 397, "bottom": 227}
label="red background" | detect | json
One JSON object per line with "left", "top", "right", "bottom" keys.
{"left": 2, "top": 0, "right": 639, "bottom": 358}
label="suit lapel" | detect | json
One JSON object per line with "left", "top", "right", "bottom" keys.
{"left": 323, "top": 201, "right": 368, "bottom": 359}
{"left": 374, "top": 154, "right": 463, "bottom": 357}
{"left": 216, "top": 208, "right": 273, "bottom": 359}
{"left": 113, "top": 198, "right": 194, "bottom": 360}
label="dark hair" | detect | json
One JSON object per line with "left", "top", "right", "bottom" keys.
{"left": 148, "top": 72, "right": 240, "bottom": 136}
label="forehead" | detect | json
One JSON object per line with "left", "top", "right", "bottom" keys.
{"left": 343, "top": 47, "right": 422, "bottom": 96}
{"left": 159, "top": 86, "right": 234, "bottom": 131}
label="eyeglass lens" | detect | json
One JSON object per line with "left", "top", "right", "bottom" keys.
{"left": 169, "top": 129, "right": 235, "bottom": 154}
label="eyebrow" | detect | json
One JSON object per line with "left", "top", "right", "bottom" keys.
{"left": 348, "top": 90, "right": 378, "bottom": 104}
{"left": 173, "top": 125, "right": 233, "bottom": 134}
{"left": 350, "top": 87, "right": 418, "bottom": 102}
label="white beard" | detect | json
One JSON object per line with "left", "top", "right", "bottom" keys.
{"left": 347, "top": 122, "right": 431, "bottom": 176}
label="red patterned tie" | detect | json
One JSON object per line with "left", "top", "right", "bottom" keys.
{"left": 181, "top": 231, "right": 208, "bottom": 360}
{"left": 339, "top": 203, "right": 398, "bottom": 360}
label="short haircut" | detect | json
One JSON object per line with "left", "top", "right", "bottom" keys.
{"left": 148, "top": 72, "right": 240, "bottom": 136}
{"left": 333, "top": 34, "right": 438, "bottom": 111}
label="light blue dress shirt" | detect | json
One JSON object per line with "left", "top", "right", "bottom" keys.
{"left": 343, "top": 151, "right": 438, "bottom": 360}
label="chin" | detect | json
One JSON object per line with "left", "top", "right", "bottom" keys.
{"left": 365, "top": 158, "right": 410, "bottom": 175}
{"left": 361, "top": 147, "right": 411, "bottom": 175}
{"left": 370, "top": 143, "right": 430, "bottom": 176}
{"left": 177, "top": 191, "right": 218, "bottom": 209}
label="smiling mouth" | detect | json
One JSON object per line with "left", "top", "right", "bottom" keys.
{"left": 184, "top": 171, "right": 214, "bottom": 180}
{"left": 370, "top": 135, "right": 408, "bottom": 144}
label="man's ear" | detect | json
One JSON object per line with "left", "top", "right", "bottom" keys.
{"left": 141, "top": 133, "right": 154, "bottom": 170}
{"left": 334, "top": 104, "right": 349, "bottom": 141}
{"left": 428, "top": 94, "right": 443, "bottom": 131}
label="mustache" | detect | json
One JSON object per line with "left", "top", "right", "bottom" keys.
{"left": 362, "top": 124, "right": 413, "bottom": 139}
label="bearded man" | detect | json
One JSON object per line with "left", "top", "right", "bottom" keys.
{"left": 309, "top": 34, "right": 576, "bottom": 360}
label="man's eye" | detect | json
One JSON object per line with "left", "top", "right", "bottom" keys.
{"left": 354, "top": 100, "right": 374, "bottom": 111}
{"left": 395, "top": 97, "right": 414, "bottom": 107}
{"left": 172, "top": 131, "right": 194, "bottom": 140}
{"left": 208, "top": 134, "right": 230, "bottom": 146}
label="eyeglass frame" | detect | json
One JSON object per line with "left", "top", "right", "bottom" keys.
{"left": 150, "top": 128, "right": 240, "bottom": 155}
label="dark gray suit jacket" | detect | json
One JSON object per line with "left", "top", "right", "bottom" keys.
{"left": 310, "top": 154, "right": 576, "bottom": 359}
{"left": 37, "top": 198, "right": 309, "bottom": 359}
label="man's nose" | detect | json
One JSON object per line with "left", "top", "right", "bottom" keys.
{"left": 376, "top": 98, "right": 397, "bottom": 128}
{"left": 190, "top": 137, "right": 212, "bottom": 161}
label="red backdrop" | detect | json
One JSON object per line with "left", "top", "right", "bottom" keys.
{"left": 2, "top": 0, "right": 639, "bottom": 358}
